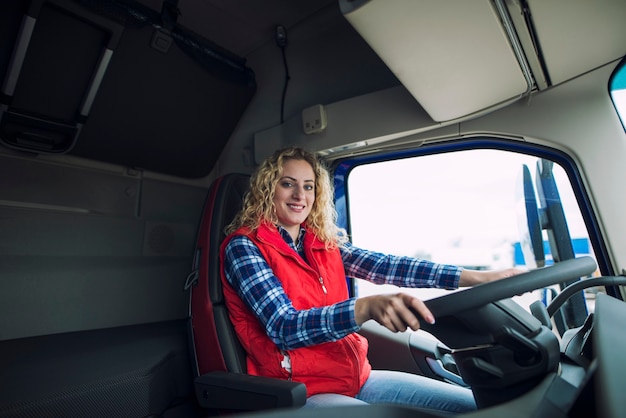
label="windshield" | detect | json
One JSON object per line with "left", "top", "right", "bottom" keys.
{"left": 346, "top": 147, "right": 599, "bottom": 330}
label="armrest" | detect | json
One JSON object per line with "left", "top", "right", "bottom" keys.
{"left": 194, "top": 370, "right": 307, "bottom": 411}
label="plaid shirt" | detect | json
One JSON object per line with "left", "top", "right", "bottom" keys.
{"left": 223, "top": 227, "right": 462, "bottom": 351}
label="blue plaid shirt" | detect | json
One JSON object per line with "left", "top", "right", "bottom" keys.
{"left": 223, "top": 227, "right": 462, "bottom": 351}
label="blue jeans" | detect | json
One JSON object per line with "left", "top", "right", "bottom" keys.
{"left": 303, "top": 370, "right": 476, "bottom": 414}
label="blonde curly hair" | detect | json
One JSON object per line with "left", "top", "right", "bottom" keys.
{"left": 226, "top": 146, "right": 348, "bottom": 248}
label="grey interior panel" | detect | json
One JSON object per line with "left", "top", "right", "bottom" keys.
{"left": 0, "top": 156, "right": 206, "bottom": 340}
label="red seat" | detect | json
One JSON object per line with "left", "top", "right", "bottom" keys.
{"left": 186, "top": 174, "right": 306, "bottom": 412}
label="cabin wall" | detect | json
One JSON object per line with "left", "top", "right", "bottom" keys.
{"left": 0, "top": 2, "right": 398, "bottom": 341}
{"left": 216, "top": 3, "right": 400, "bottom": 175}
{"left": 0, "top": 153, "right": 207, "bottom": 340}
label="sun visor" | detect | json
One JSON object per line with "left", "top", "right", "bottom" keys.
{"left": 340, "top": 0, "right": 530, "bottom": 122}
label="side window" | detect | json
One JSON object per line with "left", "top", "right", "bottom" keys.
{"left": 610, "top": 59, "right": 626, "bottom": 131}
{"left": 346, "top": 148, "right": 599, "bottom": 327}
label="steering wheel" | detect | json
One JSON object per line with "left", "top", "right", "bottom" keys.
{"left": 546, "top": 274, "right": 626, "bottom": 317}
{"left": 424, "top": 256, "right": 597, "bottom": 318}
{"left": 543, "top": 274, "right": 626, "bottom": 369}
{"left": 417, "top": 257, "right": 597, "bottom": 408}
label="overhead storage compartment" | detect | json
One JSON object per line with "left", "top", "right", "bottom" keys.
{"left": 340, "top": 0, "right": 530, "bottom": 122}
{"left": 0, "top": 0, "right": 256, "bottom": 178}
{"left": 340, "top": 0, "right": 626, "bottom": 123}
{"left": 525, "top": 0, "right": 626, "bottom": 87}
{"left": 0, "top": 0, "right": 123, "bottom": 154}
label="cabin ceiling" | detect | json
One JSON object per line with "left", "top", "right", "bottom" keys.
{"left": 137, "top": 0, "right": 337, "bottom": 57}
{"left": 137, "top": 0, "right": 626, "bottom": 123}
{"left": 1, "top": 0, "right": 625, "bottom": 177}
{"left": 0, "top": 0, "right": 382, "bottom": 178}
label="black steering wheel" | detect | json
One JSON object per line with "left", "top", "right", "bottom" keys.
{"left": 419, "top": 256, "right": 597, "bottom": 349}
{"left": 546, "top": 274, "right": 626, "bottom": 317}
{"left": 424, "top": 256, "right": 597, "bottom": 318}
{"left": 417, "top": 257, "right": 597, "bottom": 408}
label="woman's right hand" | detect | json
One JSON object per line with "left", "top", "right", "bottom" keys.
{"left": 354, "top": 293, "right": 435, "bottom": 333}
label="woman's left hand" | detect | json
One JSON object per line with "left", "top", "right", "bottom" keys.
{"left": 459, "top": 267, "right": 526, "bottom": 287}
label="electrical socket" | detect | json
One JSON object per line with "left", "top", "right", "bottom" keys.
{"left": 302, "top": 104, "right": 327, "bottom": 134}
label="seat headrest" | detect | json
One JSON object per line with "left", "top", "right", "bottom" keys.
{"left": 208, "top": 173, "right": 250, "bottom": 305}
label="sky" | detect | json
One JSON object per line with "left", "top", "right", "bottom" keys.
{"left": 347, "top": 149, "right": 587, "bottom": 269}
{"left": 346, "top": 149, "right": 590, "bottom": 307}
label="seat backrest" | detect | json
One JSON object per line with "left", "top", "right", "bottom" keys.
{"left": 189, "top": 173, "right": 250, "bottom": 376}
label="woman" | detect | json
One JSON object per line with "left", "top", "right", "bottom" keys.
{"left": 221, "top": 146, "right": 522, "bottom": 412}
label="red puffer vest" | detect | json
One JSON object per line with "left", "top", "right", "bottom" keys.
{"left": 220, "top": 222, "right": 371, "bottom": 397}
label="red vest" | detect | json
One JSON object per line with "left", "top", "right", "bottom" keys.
{"left": 220, "top": 223, "right": 371, "bottom": 397}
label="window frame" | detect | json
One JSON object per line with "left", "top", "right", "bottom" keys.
{"left": 331, "top": 137, "right": 615, "bottom": 300}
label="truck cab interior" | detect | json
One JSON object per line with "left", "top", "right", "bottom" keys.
{"left": 1, "top": 1, "right": 626, "bottom": 417}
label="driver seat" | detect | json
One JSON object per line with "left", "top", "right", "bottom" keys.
{"left": 187, "top": 173, "right": 306, "bottom": 412}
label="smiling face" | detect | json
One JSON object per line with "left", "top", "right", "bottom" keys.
{"left": 273, "top": 158, "right": 316, "bottom": 241}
